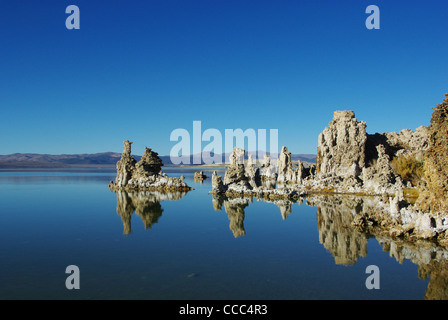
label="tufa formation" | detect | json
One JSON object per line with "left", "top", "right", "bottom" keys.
{"left": 109, "top": 140, "right": 192, "bottom": 192}
{"left": 417, "top": 93, "right": 448, "bottom": 214}
{"left": 211, "top": 93, "right": 448, "bottom": 245}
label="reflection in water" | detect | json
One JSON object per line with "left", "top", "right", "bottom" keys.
{"left": 420, "top": 261, "right": 448, "bottom": 300}
{"left": 376, "top": 236, "right": 448, "bottom": 300}
{"left": 308, "top": 194, "right": 448, "bottom": 300}
{"left": 307, "top": 195, "right": 368, "bottom": 266}
{"left": 212, "top": 195, "right": 300, "bottom": 238}
{"left": 213, "top": 196, "right": 250, "bottom": 238}
{"left": 210, "top": 193, "right": 448, "bottom": 299}
{"left": 114, "top": 190, "right": 188, "bottom": 235}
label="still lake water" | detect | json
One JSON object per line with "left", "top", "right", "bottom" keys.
{"left": 1, "top": 168, "right": 446, "bottom": 300}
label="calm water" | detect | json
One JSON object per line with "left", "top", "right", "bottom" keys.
{"left": 0, "top": 168, "right": 445, "bottom": 300}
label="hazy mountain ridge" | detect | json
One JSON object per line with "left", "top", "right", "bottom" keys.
{"left": 0, "top": 152, "right": 316, "bottom": 168}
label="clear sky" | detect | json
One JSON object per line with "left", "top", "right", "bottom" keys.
{"left": 1, "top": 0, "right": 447, "bottom": 156}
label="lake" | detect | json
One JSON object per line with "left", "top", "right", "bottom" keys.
{"left": 0, "top": 168, "right": 446, "bottom": 300}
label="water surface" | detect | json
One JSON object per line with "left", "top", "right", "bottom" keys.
{"left": 1, "top": 168, "right": 445, "bottom": 299}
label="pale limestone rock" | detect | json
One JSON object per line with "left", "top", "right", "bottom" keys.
{"left": 245, "top": 154, "right": 258, "bottom": 179}
{"left": 229, "top": 147, "right": 245, "bottom": 165}
{"left": 211, "top": 171, "right": 226, "bottom": 193}
{"left": 361, "top": 144, "right": 403, "bottom": 195}
{"left": 308, "top": 164, "right": 316, "bottom": 179}
{"left": 316, "top": 111, "right": 367, "bottom": 176}
{"left": 110, "top": 141, "right": 192, "bottom": 191}
{"left": 259, "top": 154, "right": 277, "bottom": 179}
{"left": 224, "top": 147, "right": 248, "bottom": 185}
{"left": 116, "top": 140, "right": 137, "bottom": 187}
{"left": 296, "top": 160, "right": 305, "bottom": 184}
{"left": 381, "top": 125, "right": 428, "bottom": 161}
{"left": 277, "top": 146, "right": 295, "bottom": 182}
{"left": 390, "top": 195, "right": 400, "bottom": 217}
{"left": 194, "top": 171, "right": 207, "bottom": 181}
{"left": 134, "top": 147, "right": 163, "bottom": 178}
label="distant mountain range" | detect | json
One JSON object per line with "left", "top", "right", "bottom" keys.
{"left": 0, "top": 152, "right": 316, "bottom": 168}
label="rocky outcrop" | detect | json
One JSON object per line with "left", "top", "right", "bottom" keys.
{"left": 210, "top": 147, "right": 307, "bottom": 200}
{"left": 210, "top": 107, "right": 416, "bottom": 199}
{"left": 206, "top": 102, "right": 448, "bottom": 246}
{"left": 211, "top": 171, "right": 226, "bottom": 193}
{"left": 245, "top": 154, "right": 258, "bottom": 179}
{"left": 223, "top": 147, "right": 248, "bottom": 186}
{"left": 311, "top": 110, "right": 368, "bottom": 193}
{"left": 277, "top": 146, "right": 295, "bottom": 182}
{"left": 350, "top": 193, "right": 448, "bottom": 245}
{"left": 379, "top": 126, "right": 428, "bottom": 161}
{"left": 109, "top": 140, "right": 192, "bottom": 192}
{"left": 366, "top": 125, "right": 428, "bottom": 164}
{"left": 306, "top": 192, "right": 448, "bottom": 255}
{"left": 115, "top": 140, "right": 137, "bottom": 188}
{"left": 194, "top": 171, "right": 207, "bottom": 182}
{"left": 317, "top": 111, "right": 367, "bottom": 176}
{"left": 417, "top": 93, "right": 448, "bottom": 214}
{"left": 361, "top": 144, "right": 404, "bottom": 195}
{"left": 306, "top": 110, "right": 408, "bottom": 195}
{"left": 258, "top": 154, "right": 277, "bottom": 180}
{"left": 295, "top": 161, "right": 306, "bottom": 184}
{"left": 134, "top": 147, "right": 163, "bottom": 177}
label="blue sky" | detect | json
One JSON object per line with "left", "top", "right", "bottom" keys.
{"left": 1, "top": 0, "right": 447, "bottom": 156}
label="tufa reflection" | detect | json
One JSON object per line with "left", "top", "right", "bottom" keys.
{"left": 308, "top": 193, "right": 448, "bottom": 299}
{"left": 307, "top": 194, "right": 369, "bottom": 266}
{"left": 212, "top": 194, "right": 303, "bottom": 238}
{"left": 211, "top": 192, "right": 448, "bottom": 299}
{"left": 113, "top": 189, "right": 189, "bottom": 235}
